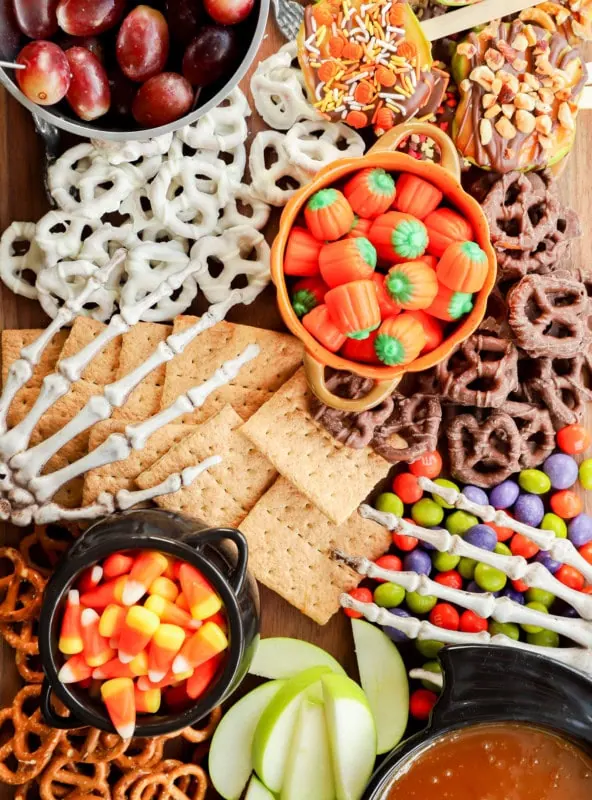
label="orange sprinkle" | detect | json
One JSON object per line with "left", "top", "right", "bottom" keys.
{"left": 374, "top": 107, "right": 395, "bottom": 132}
{"left": 346, "top": 110, "right": 368, "bottom": 129}
{"left": 342, "top": 41, "right": 364, "bottom": 60}
{"left": 397, "top": 40, "right": 417, "bottom": 60}
{"left": 318, "top": 61, "right": 338, "bottom": 82}
{"left": 354, "top": 81, "right": 376, "bottom": 104}
{"left": 313, "top": 3, "right": 334, "bottom": 26}
{"left": 376, "top": 66, "right": 396, "bottom": 87}
{"left": 389, "top": 5, "right": 406, "bottom": 26}
{"left": 371, "top": 99, "right": 384, "bottom": 124}
{"left": 328, "top": 35, "right": 345, "bottom": 58}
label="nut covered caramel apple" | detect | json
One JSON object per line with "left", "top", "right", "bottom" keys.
{"left": 452, "top": 19, "right": 586, "bottom": 173}
{"left": 297, "top": 0, "right": 448, "bottom": 134}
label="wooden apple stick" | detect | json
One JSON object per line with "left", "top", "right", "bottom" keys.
{"left": 421, "top": 0, "right": 541, "bottom": 41}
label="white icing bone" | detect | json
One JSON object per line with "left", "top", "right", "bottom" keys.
{"left": 91, "top": 133, "right": 174, "bottom": 165}
{"left": 0, "top": 221, "right": 43, "bottom": 299}
{"left": 285, "top": 120, "right": 365, "bottom": 173}
{"left": 35, "top": 260, "right": 120, "bottom": 322}
{"left": 116, "top": 455, "right": 222, "bottom": 510}
{"left": 249, "top": 130, "right": 311, "bottom": 207}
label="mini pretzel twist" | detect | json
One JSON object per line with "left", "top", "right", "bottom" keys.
{"left": 36, "top": 260, "right": 120, "bottom": 323}
{"left": 176, "top": 88, "right": 250, "bottom": 152}
{"left": 0, "top": 618, "right": 39, "bottom": 654}
{"left": 372, "top": 395, "right": 442, "bottom": 463}
{"left": 249, "top": 130, "right": 311, "bottom": 207}
{"left": 92, "top": 132, "right": 174, "bottom": 165}
{"left": 215, "top": 184, "right": 271, "bottom": 233}
{"left": 124, "top": 763, "right": 208, "bottom": 800}
{"left": 35, "top": 211, "right": 101, "bottom": 268}
{"left": 0, "top": 221, "right": 43, "bottom": 300}
{"left": 38, "top": 757, "right": 109, "bottom": 800}
{"left": 59, "top": 728, "right": 130, "bottom": 765}
{"left": 514, "top": 406, "right": 556, "bottom": 469}
{"left": 0, "top": 547, "right": 45, "bottom": 623}
{"left": 19, "top": 524, "right": 79, "bottom": 576}
{"left": 284, "top": 120, "right": 365, "bottom": 173}
{"left": 179, "top": 706, "right": 222, "bottom": 743}
{"left": 447, "top": 411, "right": 523, "bottom": 488}
{"left": 112, "top": 737, "right": 166, "bottom": 772}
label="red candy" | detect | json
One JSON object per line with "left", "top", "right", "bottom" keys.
{"left": 550, "top": 490, "right": 583, "bottom": 519}
{"left": 509, "top": 533, "right": 539, "bottom": 559}
{"left": 429, "top": 603, "right": 459, "bottom": 631}
{"left": 410, "top": 689, "right": 438, "bottom": 720}
{"left": 512, "top": 579, "right": 529, "bottom": 593}
{"left": 459, "top": 610, "right": 488, "bottom": 633}
{"left": 556, "top": 565, "right": 585, "bottom": 591}
{"left": 409, "top": 451, "right": 442, "bottom": 479}
{"left": 579, "top": 542, "right": 592, "bottom": 565}
{"left": 392, "top": 473, "right": 423, "bottom": 504}
{"left": 344, "top": 587, "right": 373, "bottom": 618}
{"left": 557, "top": 424, "right": 591, "bottom": 455}
{"left": 392, "top": 532, "right": 418, "bottom": 552}
{"left": 434, "top": 570, "right": 463, "bottom": 590}
{"left": 374, "top": 554, "right": 403, "bottom": 582}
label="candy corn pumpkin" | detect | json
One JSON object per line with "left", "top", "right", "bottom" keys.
{"left": 290, "top": 277, "right": 329, "bottom": 318}
{"left": 283, "top": 226, "right": 322, "bottom": 276}
{"left": 302, "top": 304, "right": 347, "bottom": 352}
{"left": 341, "top": 330, "right": 381, "bottom": 364}
{"left": 427, "top": 284, "right": 474, "bottom": 321}
{"left": 385, "top": 260, "right": 438, "bottom": 310}
{"left": 374, "top": 314, "right": 426, "bottom": 366}
{"left": 394, "top": 174, "right": 443, "bottom": 219}
{"left": 436, "top": 240, "right": 488, "bottom": 293}
{"left": 319, "top": 237, "right": 377, "bottom": 288}
{"left": 371, "top": 272, "right": 401, "bottom": 319}
{"left": 405, "top": 309, "right": 444, "bottom": 353}
{"left": 304, "top": 188, "right": 354, "bottom": 242}
{"left": 344, "top": 168, "right": 397, "bottom": 218}
{"left": 424, "top": 208, "right": 474, "bottom": 257}
{"left": 369, "top": 211, "right": 428, "bottom": 264}
{"left": 325, "top": 280, "right": 381, "bottom": 340}
{"left": 347, "top": 215, "right": 373, "bottom": 240}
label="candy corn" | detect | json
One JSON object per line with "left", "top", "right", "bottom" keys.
{"left": 98, "top": 604, "right": 126, "bottom": 642}
{"left": 135, "top": 686, "right": 161, "bottom": 714}
{"left": 136, "top": 668, "right": 193, "bottom": 691}
{"left": 178, "top": 563, "right": 222, "bottom": 620}
{"left": 204, "top": 611, "right": 228, "bottom": 634}
{"left": 80, "top": 608, "right": 114, "bottom": 667}
{"left": 77, "top": 565, "right": 103, "bottom": 593}
{"left": 103, "top": 552, "right": 135, "bottom": 579}
{"left": 122, "top": 551, "right": 168, "bottom": 606}
{"left": 148, "top": 576, "right": 179, "bottom": 602}
{"left": 59, "top": 590, "right": 83, "bottom": 655}
{"left": 118, "top": 605, "right": 160, "bottom": 663}
{"left": 144, "top": 594, "right": 201, "bottom": 630}
{"left": 186, "top": 653, "right": 223, "bottom": 700}
{"left": 176, "top": 592, "right": 190, "bottom": 611}
{"left": 164, "top": 682, "right": 190, "bottom": 709}
{"left": 58, "top": 653, "right": 93, "bottom": 684}
{"left": 147, "top": 624, "right": 185, "bottom": 683}
{"left": 172, "top": 622, "right": 228, "bottom": 675}
{"left": 101, "top": 678, "right": 135, "bottom": 740}
{"left": 92, "top": 650, "right": 148, "bottom": 680}
{"left": 80, "top": 576, "right": 126, "bottom": 610}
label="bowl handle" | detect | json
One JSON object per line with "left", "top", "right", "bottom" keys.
{"left": 40, "top": 680, "right": 78, "bottom": 730}
{"left": 304, "top": 351, "right": 402, "bottom": 412}
{"left": 368, "top": 121, "right": 462, "bottom": 182}
{"left": 185, "top": 527, "right": 249, "bottom": 595}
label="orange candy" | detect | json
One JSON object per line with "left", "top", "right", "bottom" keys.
{"left": 80, "top": 576, "right": 126, "bottom": 610}
{"left": 345, "top": 110, "right": 368, "bottom": 129}
{"left": 392, "top": 473, "right": 423, "bottom": 504}
{"left": 186, "top": 653, "right": 224, "bottom": 700}
{"left": 145, "top": 593, "right": 201, "bottom": 630}
{"left": 341, "top": 330, "right": 381, "bottom": 365}
{"left": 375, "top": 66, "right": 396, "bottom": 87}
{"left": 59, "top": 590, "right": 83, "bottom": 656}
{"left": 101, "top": 678, "right": 136, "bottom": 740}
{"left": 409, "top": 451, "right": 442, "bottom": 479}
{"left": 98, "top": 603, "right": 126, "bottom": 643}
{"left": 509, "top": 533, "right": 539, "bottom": 560}
{"left": 172, "top": 621, "right": 228, "bottom": 675}
{"left": 555, "top": 564, "right": 585, "bottom": 591}
{"left": 344, "top": 587, "right": 373, "bottom": 619}
{"left": 135, "top": 686, "right": 161, "bottom": 714}
{"left": 404, "top": 309, "right": 443, "bottom": 354}
{"left": 557, "top": 423, "right": 591, "bottom": 454}
{"left": 178, "top": 563, "right": 222, "bottom": 621}
{"left": 317, "top": 60, "right": 337, "bottom": 83}
{"left": 342, "top": 41, "right": 363, "bottom": 60}
{"left": 92, "top": 651, "right": 149, "bottom": 680}
{"left": 147, "top": 624, "right": 186, "bottom": 684}
{"left": 550, "top": 490, "right": 583, "bottom": 519}
{"left": 77, "top": 565, "right": 103, "bottom": 593}
{"left": 80, "top": 608, "right": 114, "bottom": 668}
{"left": 148, "top": 576, "right": 179, "bottom": 602}
{"left": 374, "top": 107, "right": 395, "bottom": 133}
{"left": 302, "top": 304, "right": 347, "bottom": 353}
{"left": 118, "top": 606, "right": 160, "bottom": 664}
{"left": 103, "top": 553, "right": 135, "bottom": 579}
{"left": 58, "top": 653, "right": 93, "bottom": 684}
{"left": 122, "top": 551, "right": 168, "bottom": 606}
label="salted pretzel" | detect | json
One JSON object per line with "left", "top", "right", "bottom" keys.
{"left": 38, "top": 757, "right": 109, "bottom": 800}
{"left": 0, "top": 617, "right": 39, "bottom": 654}
{"left": 284, "top": 120, "right": 365, "bottom": 174}
{"left": 0, "top": 547, "right": 45, "bottom": 623}
{"left": 122, "top": 763, "right": 208, "bottom": 800}
{"left": 179, "top": 706, "right": 222, "bottom": 743}
{"left": 19, "top": 525, "right": 78, "bottom": 577}
{"left": 0, "top": 221, "right": 43, "bottom": 300}
{"left": 59, "top": 728, "right": 130, "bottom": 765}
{"left": 15, "top": 648, "right": 44, "bottom": 684}
{"left": 249, "top": 130, "right": 311, "bottom": 207}
{"left": 112, "top": 736, "right": 166, "bottom": 772}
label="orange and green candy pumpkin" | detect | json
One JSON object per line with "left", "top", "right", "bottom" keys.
{"left": 325, "top": 279, "right": 381, "bottom": 340}
{"left": 374, "top": 314, "right": 426, "bottom": 366}
{"left": 290, "top": 277, "right": 329, "bottom": 318}
{"left": 424, "top": 207, "right": 474, "bottom": 257}
{"left": 319, "top": 237, "right": 377, "bottom": 288}
{"left": 369, "top": 211, "right": 428, "bottom": 264}
{"left": 405, "top": 309, "right": 444, "bottom": 353}
{"left": 304, "top": 188, "right": 354, "bottom": 242}
{"left": 436, "top": 240, "right": 488, "bottom": 293}
{"left": 371, "top": 272, "right": 401, "bottom": 319}
{"left": 347, "top": 215, "right": 373, "bottom": 240}
{"left": 284, "top": 226, "right": 322, "bottom": 276}
{"left": 344, "top": 168, "right": 397, "bottom": 219}
{"left": 302, "top": 304, "right": 347, "bottom": 352}
{"left": 427, "top": 284, "right": 474, "bottom": 321}
{"left": 394, "top": 174, "right": 443, "bottom": 220}
{"left": 341, "top": 329, "right": 381, "bottom": 364}
{"left": 385, "top": 260, "right": 438, "bottom": 311}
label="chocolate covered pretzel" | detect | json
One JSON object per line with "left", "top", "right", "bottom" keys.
{"left": 447, "top": 410, "right": 523, "bottom": 487}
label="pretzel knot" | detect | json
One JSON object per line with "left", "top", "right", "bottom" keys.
{"left": 0, "top": 547, "right": 45, "bottom": 622}
{"left": 284, "top": 120, "right": 365, "bottom": 174}
{"left": 38, "top": 757, "right": 109, "bottom": 800}
{"left": 122, "top": 763, "right": 208, "bottom": 800}
{"left": 508, "top": 272, "right": 590, "bottom": 357}
{"left": 515, "top": 406, "right": 556, "bottom": 469}
{"left": 372, "top": 395, "right": 442, "bottom": 463}
{"left": 0, "top": 618, "right": 39, "bottom": 654}
{"left": 249, "top": 130, "right": 311, "bottom": 207}
{"left": 419, "top": 332, "right": 519, "bottom": 408}
{"left": 58, "top": 728, "right": 130, "bottom": 764}
{"left": 520, "top": 352, "right": 592, "bottom": 430}
{"left": 0, "top": 221, "right": 43, "bottom": 300}
{"left": 19, "top": 524, "right": 79, "bottom": 577}
{"left": 447, "top": 411, "right": 523, "bottom": 488}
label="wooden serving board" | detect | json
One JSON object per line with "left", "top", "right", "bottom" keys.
{"left": 0, "top": 15, "right": 590, "bottom": 799}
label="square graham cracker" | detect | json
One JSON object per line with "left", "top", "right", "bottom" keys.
{"left": 240, "top": 369, "right": 391, "bottom": 525}
{"left": 136, "top": 405, "right": 278, "bottom": 529}
{"left": 2, "top": 329, "right": 68, "bottom": 390}
{"left": 160, "top": 316, "right": 303, "bottom": 425}
{"left": 83, "top": 421, "right": 195, "bottom": 507}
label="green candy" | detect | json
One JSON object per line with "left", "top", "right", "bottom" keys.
{"left": 374, "top": 582, "right": 405, "bottom": 608}
{"left": 416, "top": 640, "right": 444, "bottom": 658}
{"left": 307, "top": 187, "right": 338, "bottom": 211}
{"left": 526, "top": 630, "right": 560, "bottom": 648}
{"left": 446, "top": 510, "right": 479, "bottom": 536}
{"left": 420, "top": 661, "right": 442, "bottom": 691}
{"left": 474, "top": 563, "right": 507, "bottom": 592}
{"left": 494, "top": 542, "right": 511, "bottom": 557}
{"left": 406, "top": 591, "right": 437, "bottom": 615}
{"left": 541, "top": 513, "right": 567, "bottom": 539}
{"left": 521, "top": 601, "right": 548, "bottom": 634}
{"left": 525, "top": 588, "right": 555, "bottom": 608}
{"left": 447, "top": 292, "right": 473, "bottom": 320}
{"left": 489, "top": 621, "right": 520, "bottom": 641}
{"left": 519, "top": 469, "right": 551, "bottom": 495}
{"left": 432, "top": 551, "right": 460, "bottom": 572}
{"left": 391, "top": 218, "right": 428, "bottom": 260}
{"left": 411, "top": 498, "right": 444, "bottom": 528}
{"left": 458, "top": 557, "right": 477, "bottom": 580}
{"left": 579, "top": 459, "right": 592, "bottom": 491}
{"left": 432, "top": 479, "right": 459, "bottom": 509}
{"left": 355, "top": 237, "right": 377, "bottom": 268}
{"left": 375, "top": 492, "right": 404, "bottom": 518}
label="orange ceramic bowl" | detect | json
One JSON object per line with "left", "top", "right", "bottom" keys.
{"left": 271, "top": 121, "right": 498, "bottom": 412}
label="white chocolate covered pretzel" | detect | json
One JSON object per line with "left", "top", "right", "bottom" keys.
{"left": 176, "top": 87, "right": 250, "bottom": 151}
{"left": 215, "top": 183, "right": 271, "bottom": 233}
{"left": 91, "top": 133, "right": 174, "bottom": 165}
{"left": 0, "top": 221, "right": 43, "bottom": 300}
{"left": 249, "top": 130, "right": 311, "bottom": 207}
{"left": 36, "top": 259, "right": 120, "bottom": 322}
{"left": 285, "top": 120, "right": 365, "bottom": 172}
{"left": 35, "top": 211, "right": 101, "bottom": 267}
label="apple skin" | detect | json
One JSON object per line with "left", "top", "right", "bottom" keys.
{"left": 281, "top": 698, "right": 335, "bottom": 800}
{"left": 245, "top": 775, "right": 275, "bottom": 800}
{"left": 249, "top": 637, "right": 346, "bottom": 680}
{"left": 204, "top": 0, "right": 254, "bottom": 25}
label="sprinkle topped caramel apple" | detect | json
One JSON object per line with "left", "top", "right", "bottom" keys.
{"left": 297, "top": 0, "right": 449, "bottom": 134}
{"left": 452, "top": 19, "right": 586, "bottom": 173}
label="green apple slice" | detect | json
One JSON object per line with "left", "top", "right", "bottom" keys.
{"left": 322, "top": 673, "right": 377, "bottom": 800}
{"left": 281, "top": 699, "right": 335, "bottom": 800}
{"left": 352, "top": 619, "right": 409, "bottom": 755}
{"left": 250, "top": 637, "right": 346, "bottom": 679}
{"left": 209, "top": 680, "right": 285, "bottom": 800}
{"left": 252, "top": 666, "right": 332, "bottom": 793}
{"left": 245, "top": 775, "right": 276, "bottom": 800}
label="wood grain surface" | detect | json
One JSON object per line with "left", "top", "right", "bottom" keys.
{"left": 0, "top": 15, "right": 589, "bottom": 797}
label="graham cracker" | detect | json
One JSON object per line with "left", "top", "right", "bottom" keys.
{"left": 83, "top": 421, "right": 195, "bottom": 507}
{"left": 136, "top": 405, "right": 278, "bottom": 528}
{"left": 2, "top": 329, "right": 68, "bottom": 390}
{"left": 112, "top": 322, "right": 172, "bottom": 421}
{"left": 160, "top": 316, "right": 303, "bottom": 425}
{"left": 240, "top": 369, "right": 391, "bottom": 525}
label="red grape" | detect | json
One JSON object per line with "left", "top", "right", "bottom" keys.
{"left": 204, "top": 0, "right": 254, "bottom": 26}
{"left": 116, "top": 6, "right": 170, "bottom": 82}
{"left": 65, "top": 46, "right": 110, "bottom": 120}
{"left": 56, "top": 34, "right": 105, "bottom": 62}
{"left": 182, "top": 26, "right": 239, "bottom": 87}
{"left": 0, "top": 1, "right": 22, "bottom": 57}
{"left": 16, "top": 40, "right": 71, "bottom": 106}
{"left": 14, "top": 0, "right": 59, "bottom": 39}
{"left": 56, "top": 0, "right": 125, "bottom": 36}
{"left": 132, "top": 72, "right": 193, "bottom": 126}
{"left": 166, "top": 0, "right": 205, "bottom": 46}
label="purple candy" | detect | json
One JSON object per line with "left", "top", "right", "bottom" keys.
{"left": 489, "top": 480, "right": 519, "bottom": 509}
{"left": 568, "top": 513, "right": 592, "bottom": 548}
{"left": 466, "top": 581, "right": 500, "bottom": 597}
{"left": 403, "top": 549, "right": 432, "bottom": 576}
{"left": 501, "top": 586, "right": 525, "bottom": 605}
{"left": 382, "top": 607, "right": 410, "bottom": 642}
{"left": 513, "top": 493, "right": 545, "bottom": 527}
{"left": 553, "top": 600, "right": 579, "bottom": 618}
{"left": 462, "top": 485, "right": 489, "bottom": 506}
{"left": 543, "top": 453, "right": 579, "bottom": 490}
{"left": 464, "top": 524, "right": 497, "bottom": 551}
{"left": 535, "top": 550, "right": 561, "bottom": 574}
